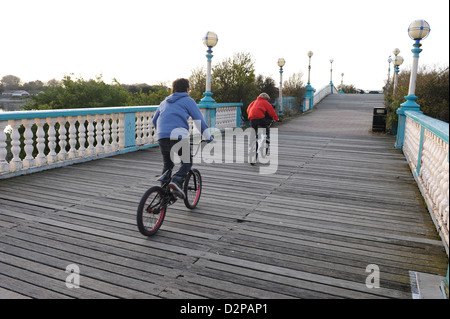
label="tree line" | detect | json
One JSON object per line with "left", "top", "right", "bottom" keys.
{"left": 1, "top": 52, "right": 306, "bottom": 119}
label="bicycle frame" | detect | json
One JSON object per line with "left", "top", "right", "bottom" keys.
{"left": 255, "top": 120, "right": 274, "bottom": 156}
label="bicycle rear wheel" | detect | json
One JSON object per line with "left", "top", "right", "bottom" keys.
{"left": 183, "top": 169, "right": 202, "bottom": 209}
{"left": 137, "top": 186, "right": 166, "bottom": 236}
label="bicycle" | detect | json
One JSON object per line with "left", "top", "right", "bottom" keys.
{"left": 250, "top": 119, "right": 274, "bottom": 165}
{"left": 136, "top": 139, "right": 208, "bottom": 236}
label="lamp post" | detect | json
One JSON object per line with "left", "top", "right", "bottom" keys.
{"left": 304, "top": 51, "right": 314, "bottom": 111}
{"left": 392, "top": 54, "right": 404, "bottom": 96}
{"left": 200, "top": 31, "right": 218, "bottom": 104}
{"left": 339, "top": 73, "right": 344, "bottom": 94}
{"left": 277, "top": 58, "right": 285, "bottom": 115}
{"left": 329, "top": 59, "right": 334, "bottom": 93}
{"left": 386, "top": 56, "right": 393, "bottom": 89}
{"left": 395, "top": 19, "right": 430, "bottom": 149}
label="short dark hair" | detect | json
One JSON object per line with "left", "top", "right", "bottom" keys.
{"left": 172, "top": 78, "right": 190, "bottom": 93}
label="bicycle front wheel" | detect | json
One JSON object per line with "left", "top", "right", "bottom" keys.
{"left": 137, "top": 186, "right": 167, "bottom": 236}
{"left": 184, "top": 169, "right": 202, "bottom": 209}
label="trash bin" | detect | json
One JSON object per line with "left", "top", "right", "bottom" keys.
{"left": 372, "top": 107, "right": 387, "bottom": 132}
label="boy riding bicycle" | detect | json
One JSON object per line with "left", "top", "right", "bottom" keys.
{"left": 152, "top": 78, "right": 212, "bottom": 198}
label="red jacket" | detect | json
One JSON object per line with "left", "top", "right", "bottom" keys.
{"left": 247, "top": 97, "right": 279, "bottom": 121}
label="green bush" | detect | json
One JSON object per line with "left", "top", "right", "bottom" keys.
{"left": 384, "top": 65, "right": 449, "bottom": 133}
{"left": 22, "top": 75, "right": 170, "bottom": 110}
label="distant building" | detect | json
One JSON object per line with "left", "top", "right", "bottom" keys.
{"left": 1, "top": 90, "right": 30, "bottom": 97}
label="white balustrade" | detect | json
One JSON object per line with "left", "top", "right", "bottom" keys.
{"left": 403, "top": 111, "right": 449, "bottom": 252}
{"left": 403, "top": 117, "right": 421, "bottom": 171}
{"left": 0, "top": 103, "right": 242, "bottom": 179}
{"left": 313, "top": 84, "right": 338, "bottom": 107}
{"left": 216, "top": 106, "right": 237, "bottom": 130}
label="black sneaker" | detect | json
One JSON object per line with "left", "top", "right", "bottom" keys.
{"left": 169, "top": 177, "right": 185, "bottom": 199}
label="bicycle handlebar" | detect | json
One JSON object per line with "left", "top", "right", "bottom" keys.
{"left": 190, "top": 139, "right": 213, "bottom": 156}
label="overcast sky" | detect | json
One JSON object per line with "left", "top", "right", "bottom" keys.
{"left": 1, "top": 0, "right": 449, "bottom": 92}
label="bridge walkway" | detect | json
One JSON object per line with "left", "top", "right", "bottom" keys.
{"left": 0, "top": 94, "right": 447, "bottom": 299}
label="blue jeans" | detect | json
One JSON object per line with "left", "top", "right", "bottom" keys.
{"left": 158, "top": 138, "right": 192, "bottom": 180}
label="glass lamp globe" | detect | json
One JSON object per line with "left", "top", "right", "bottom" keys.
{"left": 393, "top": 48, "right": 400, "bottom": 56}
{"left": 278, "top": 58, "right": 285, "bottom": 67}
{"left": 408, "top": 20, "right": 430, "bottom": 40}
{"left": 393, "top": 56, "right": 404, "bottom": 66}
{"left": 307, "top": 51, "right": 313, "bottom": 58}
{"left": 203, "top": 31, "right": 218, "bottom": 48}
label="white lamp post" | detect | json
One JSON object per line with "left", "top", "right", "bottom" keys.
{"left": 329, "top": 59, "right": 334, "bottom": 93}
{"left": 277, "top": 58, "right": 285, "bottom": 115}
{"left": 339, "top": 73, "right": 344, "bottom": 94}
{"left": 304, "top": 51, "right": 314, "bottom": 111}
{"left": 307, "top": 51, "right": 313, "bottom": 84}
{"left": 395, "top": 19, "right": 430, "bottom": 149}
{"left": 387, "top": 56, "right": 393, "bottom": 88}
{"left": 404, "top": 20, "right": 430, "bottom": 102}
{"left": 200, "top": 31, "right": 218, "bottom": 103}
{"left": 392, "top": 54, "right": 404, "bottom": 96}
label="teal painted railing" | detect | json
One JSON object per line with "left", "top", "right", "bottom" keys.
{"left": 273, "top": 97, "right": 301, "bottom": 115}
{"left": 0, "top": 103, "right": 242, "bottom": 179}
{"left": 401, "top": 110, "right": 449, "bottom": 254}
{"left": 303, "top": 84, "right": 339, "bottom": 112}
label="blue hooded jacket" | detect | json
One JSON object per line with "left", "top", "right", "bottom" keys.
{"left": 152, "top": 92, "right": 211, "bottom": 140}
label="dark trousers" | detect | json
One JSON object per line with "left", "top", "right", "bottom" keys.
{"left": 250, "top": 118, "right": 270, "bottom": 140}
{"left": 250, "top": 118, "right": 270, "bottom": 155}
{"left": 158, "top": 138, "right": 192, "bottom": 180}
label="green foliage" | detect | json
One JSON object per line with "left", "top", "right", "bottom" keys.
{"left": 22, "top": 75, "right": 170, "bottom": 110}
{"left": 283, "top": 72, "right": 305, "bottom": 100}
{"left": 255, "top": 75, "right": 278, "bottom": 103}
{"left": 338, "top": 84, "right": 359, "bottom": 94}
{"left": 126, "top": 86, "right": 170, "bottom": 106}
{"left": 384, "top": 65, "right": 449, "bottom": 133}
{"left": 188, "top": 67, "right": 207, "bottom": 103}
{"left": 211, "top": 52, "right": 259, "bottom": 110}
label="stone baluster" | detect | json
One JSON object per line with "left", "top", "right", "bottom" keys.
{"left": 0, "top": 121, "right": 10, "bottom": 173}
{"left": 95, "top": 114, "right": 104, "bottom": 154}
{"left": 77, "top": 116, "right": 87, "bottom": 158}
{"left": 142, "top": 112, "right": 149, "bottom": 145}
{"left": 22, "top": 119, "right": 35, "bottom": 168}
{"left": 35, "top": 118, "right": 47, "bottom": 166}
{"left": 118, "top": 114, "right": 125, "bottom": 149}
{"left": 103, "top": 114, "right": 111, "bottom": 153}
{"left": 67, "top": 116, "right": 78, "bottom": 159}
{"left": 86, "top": 115, "right": 96, "bottom": 156}
{"left": 149, "top": 113, "right": 155, "bottom": 144}
{"left": 8, "top": 120, "right": 22, "bottom": 171}
{"left": 46, "top": 118, "right": 58, "bottom": 164}
{"left": 58, "top": 117, "right": 68, "bottom": 161}
{"left": 136, "top": 113, "right": 142, "bottom": 146}
{"left": 111, "top": 113, "right": 119, "bottom": 151}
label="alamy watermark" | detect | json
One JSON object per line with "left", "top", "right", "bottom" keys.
{"left": 169, "top": 122, "right": 279, "bottom": 175}
{"left": 65, "top": 264, "right": 80, "bottom": 289}
{"left": 365, "top": 264, "right": 380, "bottom": 289}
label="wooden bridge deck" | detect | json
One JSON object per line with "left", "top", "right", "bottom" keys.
{"left": 0, "top": 94, "right": 447, "bottom": 299}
